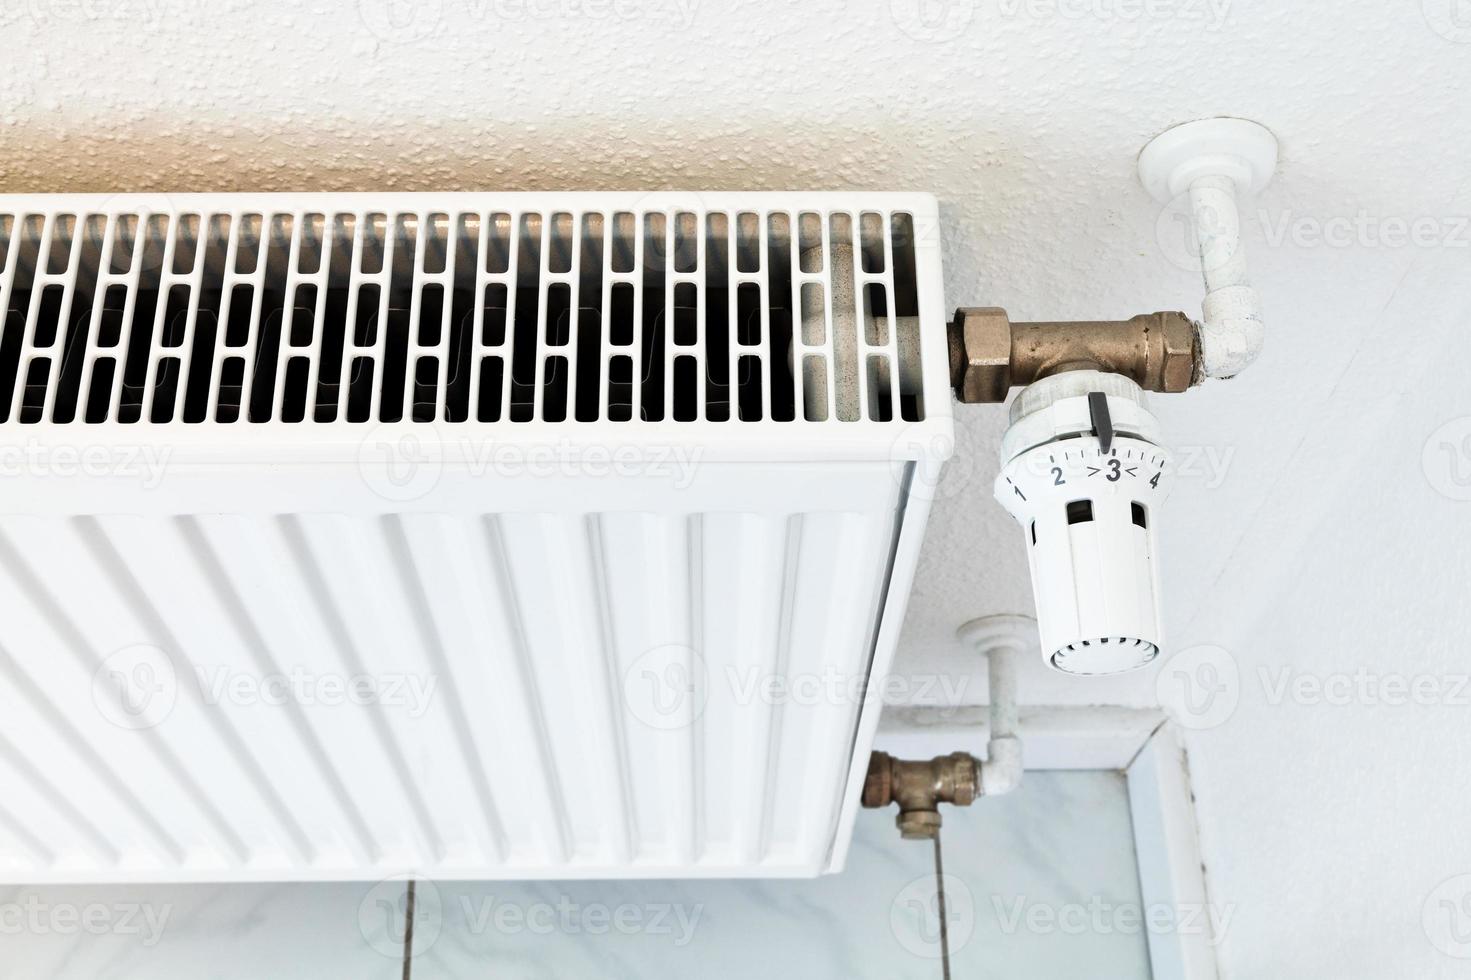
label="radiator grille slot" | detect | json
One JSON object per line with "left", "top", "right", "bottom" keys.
{"left": 0, "top": 204, "right": 928, "bottom": 426}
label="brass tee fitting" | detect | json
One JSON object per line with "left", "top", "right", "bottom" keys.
{"left": 862, "top": 751, "right": 981, "bottom": 840}
{"left": 948, "top": 308, "right": 1201, "bottom": 403}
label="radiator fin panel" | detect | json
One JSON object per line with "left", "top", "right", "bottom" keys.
{"left": 0, "top": 506, "right": 898, "bottom": 879}
{"left": 0, "top": 203, "right": 927, "bottom": 427}
{"left": 0, "top": 193, "right": 947, "bottom": 883}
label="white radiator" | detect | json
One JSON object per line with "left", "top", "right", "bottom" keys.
{"left": 0, "top": 193, "right": 951, "bottom": 881}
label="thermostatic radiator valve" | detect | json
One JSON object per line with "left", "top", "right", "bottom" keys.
{"left": 993, "top": 371, "right": 1171, "bottom": 674}
{"left": 944, "top": 117, "right": 1276, "bottom": 675}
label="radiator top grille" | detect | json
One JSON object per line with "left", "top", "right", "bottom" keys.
{"left": 0, "top": 198, "right": 933, "bottom": 428}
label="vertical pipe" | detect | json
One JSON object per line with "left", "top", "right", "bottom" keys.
{"left": 988, "top": 643, "right": 1019, "bottom": 744}
{"left": 982, "top": 640, "right": 1022, "bottom": 797}
{"left": 956, "top": 615, "right": 1029, "bottom": 797}
{"left": 1189, "top": 174, "right": 1263, "bottom": 379}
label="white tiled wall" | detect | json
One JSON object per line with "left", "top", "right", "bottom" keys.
{"left": 0, "top": 772, "right": 1149, "bottom": 979}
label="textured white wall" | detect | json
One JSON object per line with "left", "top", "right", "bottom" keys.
{"left": 4, "top": 0, "right": 1471, "bottom": 975}
{"left": 1179, "top": 267, "right": 1471, "bottom": 978}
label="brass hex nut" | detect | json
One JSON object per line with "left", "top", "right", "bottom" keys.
{"left": 950, "top": 307, "right": 1012, "bottom": 403}
{"left": 897, "top": 809, "right": 943, "bottom": 841}
{"left": 940, "top": 751, "right": 979, "bottom": 807}
{"left": 1155, "top": 311, "right": 1201, "bottom": 392}
{"left": 862, "top": 751, "right": 894, "bottom": 808}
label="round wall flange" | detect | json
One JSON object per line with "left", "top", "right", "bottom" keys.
{"left": 957, "top": 614, "right": 1037, "bottom": 657}
{"left": 1137, "top": 117, "right": 1278, "bottom": 203}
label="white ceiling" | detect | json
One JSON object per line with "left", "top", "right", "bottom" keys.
{"left": 4, "top": 1, "right": 1470, "bottom": 976}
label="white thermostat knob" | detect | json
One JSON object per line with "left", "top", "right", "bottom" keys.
{"left": 993, "top": 371, "right": 1172, "bottom": 675}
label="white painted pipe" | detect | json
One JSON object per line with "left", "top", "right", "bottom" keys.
{"left": 981, "top": 642, "right": 1023, "bottom": 797}
{"left": 1189, "top": 174, "right": 1263, "bottom": 379}
{"left": 957, "top": 615, "right": 1030, "bottom": 797}
{"left": 1138, "top": 118, "right": 1278, "bottom": 380}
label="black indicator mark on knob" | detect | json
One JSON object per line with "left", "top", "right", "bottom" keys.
{"left": 1088, "top": 391, "right": 1114, "bottom": 454}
